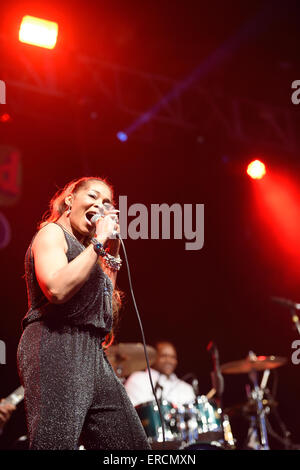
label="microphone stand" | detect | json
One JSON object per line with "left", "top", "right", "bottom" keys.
{"left": 207, "top": 341, "right": 224, "bottom": 410}
{"left": 271, "top": 297, "right": 300, "bottom": 336}
{"left": 263, "top": 388, "right": 295, "bottom": 449}
{"left": 206, "top": 342, "right": 236, "bottom": 448}
{"left": 154, "top": 375, "right": 163, "bottom": 403}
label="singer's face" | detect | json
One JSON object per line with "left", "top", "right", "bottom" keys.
{"left": 69, "top": 181, "right": 114, "bottom": 236}
{"left": 153, "top": 343, "right": 178, "bottom": 377}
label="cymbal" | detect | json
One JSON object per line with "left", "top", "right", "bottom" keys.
{"left": 221, "top": 355, "right": 287, "bottom": 374}
{"left": 105, "top": 342, "right": 157, "bottom": 377}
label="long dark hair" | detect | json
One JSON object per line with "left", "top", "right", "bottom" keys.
{"left": 38, "top": 176, "right": 122, "bottom": 346}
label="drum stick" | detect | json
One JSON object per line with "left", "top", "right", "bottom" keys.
{"left": 206, "top": 388, "right": 216, "bottom": 400}
{"left": 260, "top": 369, "right": 270, "bottom": 390}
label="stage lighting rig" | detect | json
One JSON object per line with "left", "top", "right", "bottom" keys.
{"left": 247, "top": 160, "right": 266, "bottom": 180}
{"left": 19, "top": 15, "right": 58, "bottom": 50}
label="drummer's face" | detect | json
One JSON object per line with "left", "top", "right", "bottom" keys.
{"left": 153, "top": 343, "right": 178, "bottom": 377}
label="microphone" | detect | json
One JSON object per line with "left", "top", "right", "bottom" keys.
{"left": 192, "top": 378, "right": 199, "bottom": 396}
{"left": 271, "top": 297, "right": 300, "bottom": 336}
{"left": 179, "top": 372, "right": 199, "bottom": 397}
{"left": 154, "top": 381, "right": 163, "bottom": 401}
{"left": 91, "top": 213, "right": 120, "bottom": 238}
{"left": 207, "top": 341, "right": 218, "bottom": 357}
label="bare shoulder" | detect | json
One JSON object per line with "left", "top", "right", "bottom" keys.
{"left": 32, "top": 223, "right": 68, "bottom": 254}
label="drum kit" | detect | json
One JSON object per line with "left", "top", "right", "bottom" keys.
{"left": 106, "top": 343, "right": 295, "bottom": 450}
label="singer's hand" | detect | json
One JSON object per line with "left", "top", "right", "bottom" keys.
{"left": 95, "top": 209, "right": 120, "bottom": 254}
{"left": 105, "top": 224, "right": 120, "bottom": 256}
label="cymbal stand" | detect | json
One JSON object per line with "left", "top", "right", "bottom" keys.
{"left": 263, "top": 390, "right": 294, "bottom": 449}
{"left": 263, "top": 384, "right": 300, "bottom": 449}
{"left": 247, "top": 352, "right": 269, "bottom": 450}
{"left": 245, "top": 370, "right": 299, "bottom": 450}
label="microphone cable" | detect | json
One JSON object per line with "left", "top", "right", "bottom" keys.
{"left": 118, "top": 235, "right": 166, "bottom": 443}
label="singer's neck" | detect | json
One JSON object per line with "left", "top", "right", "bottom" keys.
{"left": 56, "top": 215, "right": 87, "bottom": 245}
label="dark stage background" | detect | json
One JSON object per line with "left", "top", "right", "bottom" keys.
{"left": 1, "top": 0, "right": 300, "bottom": 449}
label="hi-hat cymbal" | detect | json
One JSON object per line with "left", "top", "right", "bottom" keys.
{"left": 105, "top": 342, "right": 156, "bottom": 377}
{"left": 221, "top": 355, "right": 287, "bottom": 374}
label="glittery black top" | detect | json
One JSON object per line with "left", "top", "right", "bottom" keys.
{"left": 22, "top": 222, "right": 113, "bottom": 333}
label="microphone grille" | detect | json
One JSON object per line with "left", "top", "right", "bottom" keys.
{"left": 91, "top": 214, "right": 101, "bottom": 224}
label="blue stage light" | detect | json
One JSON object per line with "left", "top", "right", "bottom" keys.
{"left": 117, "top": 131, "right": 128, "bottom": 142}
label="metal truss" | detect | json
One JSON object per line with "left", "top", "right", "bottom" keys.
{"left": 0, "top": 34, "right": 298, "bottom": 152}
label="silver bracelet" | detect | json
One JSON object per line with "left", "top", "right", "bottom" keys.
{"left": 91, "top": 238, "right": 122, "bottom": 271}
{"left": 103, "top": 253, "right": 122, "bottom": 271}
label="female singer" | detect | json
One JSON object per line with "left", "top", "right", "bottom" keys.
{"left": 17, "top": 176, "right": 150, "bottom": 450}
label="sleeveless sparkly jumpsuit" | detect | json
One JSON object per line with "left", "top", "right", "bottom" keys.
{"left": 17, "top": 223, "right": 150, "bottom": 450}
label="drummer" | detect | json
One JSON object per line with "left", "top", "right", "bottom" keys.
{"left": 124, "top": 341, "right": 195, "bottom": 407}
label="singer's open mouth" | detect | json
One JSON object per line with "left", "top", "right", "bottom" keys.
{"left": 85, "top": 211, "right": 97, "bottom": 226}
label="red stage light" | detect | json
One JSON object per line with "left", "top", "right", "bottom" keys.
{"left": 0, "top": 113, "right": 11, "bottom": 123}
{"left": 247, "top": 160, "right": 266, "bottom": 179}
{"left": 19, "top": 15, "right": 58, "bottom": 49}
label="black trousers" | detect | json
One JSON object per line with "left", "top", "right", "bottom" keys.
{"left": 17, "top": 322, "right": 150, "bottom": 450}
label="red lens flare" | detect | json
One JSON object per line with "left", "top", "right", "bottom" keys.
{"left": 0, "top": 113, "right": 11, "bottom": 123}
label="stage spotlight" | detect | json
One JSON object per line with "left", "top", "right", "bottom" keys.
{"left": 0, "top": 113, "right": 12, "bottom": 123}
{"left": 247, "top": 160, "right": 266, "bottom": 179}
{"left": 117, "top": 131, "right": 128, "bottom": 142}
{"left": 19, "top": 15, "right": 58, "bottom": 49}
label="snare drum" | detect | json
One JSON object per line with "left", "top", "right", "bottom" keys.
{"left": 135, "top": 400, "right": 179, "bottom": 442}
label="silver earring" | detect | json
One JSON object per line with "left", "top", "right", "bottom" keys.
{"left": 66, "top": 205, "right": 72, "bottom": 216}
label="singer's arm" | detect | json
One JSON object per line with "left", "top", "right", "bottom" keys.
{"left": 32, "top": 223, "right": 109, "bottom": 304}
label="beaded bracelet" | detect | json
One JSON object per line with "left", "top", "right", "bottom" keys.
{"left": 91, "top": 238, "right": 122, "bottom": 271}
{"left": 91, "top": 237, "right": 106, "bottom": 257}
